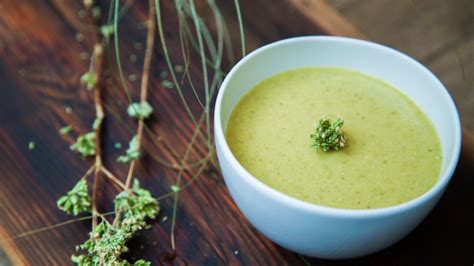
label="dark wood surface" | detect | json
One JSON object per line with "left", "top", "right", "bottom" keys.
{"left": 331, "top": 0, "right": 474, "bottom": 131}
{"left": 0, "top": 0, "right": 472, "bottom": 265}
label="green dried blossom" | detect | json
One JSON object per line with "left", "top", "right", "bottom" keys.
{"left": 117, "top": 135, "right": 140, "bottom": 163}
{"left": 174, "top": 64, "right": 184, "bottom": 73}
{"left": 128, "top": 74, "right": 138, "bottom": 81}
{"left": 92, "top": 118, "right": 102, "bottom": 130}
{"left": 80, "top": 71, "right": 97, "bottom": 91}
{"left": 71, "top": 180, "right": 158, "bottom": 266}
{"left": 72, "top": 221, "right": 129, "bottom": 265}
{"left": 59, "top": 125, "right": 73, "bottom": 135}
{"left": 127, "top": 101, "right": 153, "bottom": 119}
{"left": 161, "top": 80, "right": 174, "bottom": 89}
{"left": 100, "top": 24, "right": 115, "bottom": 39}
{"left": 170, "top": 185, "right": 180, "bottom": 193}
{"left": 115, "top": 179, "right": 160, "bottom": 230}
{"left": 133, "top": 260, "right": 151, "bottom": 266}
{"left": 57, "top": 179, "right": 91, "bottom": 216}
{"left": 159, "top": 71, "right": 168, "bottom": 79}
{"left": 71, "top": 132, "right": 96, "bottom": 157}
{"left": 129, "top": 54, "right": 138, "bottom": 62}
{"left": 28, "top": 141, "right": 35, "bottom": 150}
{"left": 310, "top": 117, "right": 347, "bottom": 152}
{"left": 91, "top": 6, "right": 101, "bottom": 19}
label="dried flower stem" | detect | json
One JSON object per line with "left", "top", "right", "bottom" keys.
{"left": 84, "top": 0, "right": 106, "bottom": 230}
{"left": 124, "top": 0, "right": 156, "bottom": 189}
{"left": 100, "top": 166, "right": 127, "bottom": 190}
{"left": 91, "top": 47, "right": 104, "bottom": 230}
{"left": 80, "top": 165, "right": 96, "bottom": 181}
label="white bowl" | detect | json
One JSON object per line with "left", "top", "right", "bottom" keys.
{"left": 214, "top": 36, "right": 461, "bottom": 259}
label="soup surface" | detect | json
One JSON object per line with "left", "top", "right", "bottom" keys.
{"left": 226, "top": 67, "right": 442, "bottom": 209}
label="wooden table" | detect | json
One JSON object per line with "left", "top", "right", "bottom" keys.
{"left": 0, "top": 0, "right": 472, "bottom": 265}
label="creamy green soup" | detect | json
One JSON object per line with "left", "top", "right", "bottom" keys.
{"left": 226, "top": 67, "right": 442, "bottom": 209}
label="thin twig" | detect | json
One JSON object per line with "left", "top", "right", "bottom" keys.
{"left": 0, "top": 212, "right": 114, "bottom": 243}
{"left": 169, "top": 99, "right": 211, "bottom": 250}
{"left": 124, "top": 0, "right": 156, "bottom": 189}
{"left": 101, "top": 166, "right": 127, "bottom": 189}
{"left": 91, "top": 43, "right": 105, "bottom": 230}
{"left": 85, "top": 0, "right": 106, "bottom": 230}
{"left": 234, "top": 0, "right": 246, "bottom": 57}
{"left": 79, "top": 165, "right": 96, "bottom": 181}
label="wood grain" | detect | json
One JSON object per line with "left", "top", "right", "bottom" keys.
{"left": 330, "top": 0, "right": 474, "bottom": 61}
{"left": 462, "top": 129, "right": 474, "bottom": 163}
{"left": 0, "top": 0, "right": 472, "bottom": 265}
{"left": 429, "top": 37, "right": 474, "bottom": 130}
{"left": 329, "top": 0, "right": 474, "bottom": 131}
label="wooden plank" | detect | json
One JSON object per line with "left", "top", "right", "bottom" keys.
{"left": 328, "top": 0, "right": 474, "bottom": 151}
{"left": 330, "top": 0, "right": 474, "bottom": 61}
{"left": 287, "top": 0, "right": 366, "bottom": 38}
{"left": 462, "top": 129, "right": 474, "bottom": 162}
{"left": 429, "top": 37, "right": 474, "bottom": 130}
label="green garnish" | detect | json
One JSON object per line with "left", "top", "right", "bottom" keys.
{"left": 310, "top": 117, "right": 347, "bottom": 152}
{"left": 159, "top": 71, "right": 168, "bottom": 79}
{"left": 128, "top": 74, "right": 138, "bottom": 81}
{"left": 92, "top": 118, "right": 102, "bottom": 130}
{"left": 80, "top": 71, "right": 97, "bottom": 91}
{"left": 57, "top": 179, "right": 91, "bottom": 216}
{"left": 115, "top": 179, "right": 160, "bottom": 226}
{"left": 114, "top": 142, "right": 122, "bottom": 149}
{"left": 65, "top": 106, "right": 73, "bottom": 114}
{"left": 127, "top": 101, "right": 153, "bottom": 119}
{"left": 71, "top": 179, "right": 158, "bottom": 265}
{"left": 174, "top": 64, "right": 184, "bottom": 73}
{"left": 161, "top": 80, "right": 174, "bottom": 89}
{"left": 59, "top": 125, "right": 73, "bottom": 135}
{"left": 100, "top": 24, "right": 114, "bottom": 39}
{"left": 71, "top": 132, "right": 96, "bottom": 157}
{"left": 129, "top": 54, "right": 138, "bottom": 62}
{"left": 170, "top": 185, "right": 180, "bottom": 193}
{"left": 91, "top": 6, "right": 101, "bottom": 19}
{"left": 117, "top": 135, "right": 140, "bottom": 163}
{"left": 28, "top": 141, "right": 35, "bottom": 150}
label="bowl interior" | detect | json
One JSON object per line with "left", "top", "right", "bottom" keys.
{"left": 218, "top": 37, "right": 460, "bottom": 182}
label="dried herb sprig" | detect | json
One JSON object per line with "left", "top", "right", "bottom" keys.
{"left": 127, "top": 101, "right": 153, "bottom": 119}
{"left": 80, "top": 71, "right": 97, "bottom": 91}
{"left": 59, "top": 125, "right": 73, "bottom": 135}
{"left": 71, "top": 179, "right": 158, "bottom": 265}
{"left": 57, "top": 179, "right": 91, "bottom": 216}
{"left": 71, "top": 132, "right": 96, "bottom": 157}
{"left": 310, "top": 117, "right": 347, "bottom": 152}
{"left": 117, "top": 135, "right": 140, "bottom": 163}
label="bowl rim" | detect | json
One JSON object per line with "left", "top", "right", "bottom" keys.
{"left": 214, "top": 36, "right": 462, "bottom": 218}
